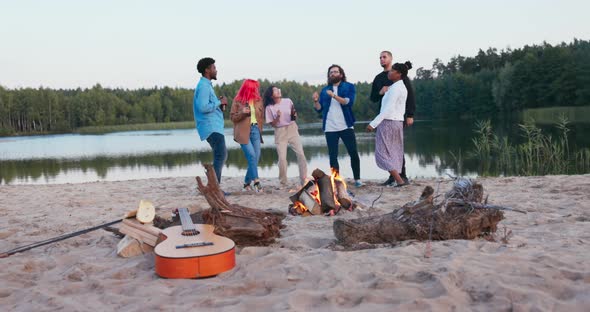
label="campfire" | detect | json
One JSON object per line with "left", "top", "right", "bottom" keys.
{"left": 289, "top": 168, "right": 354, "bottom": 216}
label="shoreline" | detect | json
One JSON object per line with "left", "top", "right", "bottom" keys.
{"left": 1, "top": 175, "right": 589, "bottom": 310}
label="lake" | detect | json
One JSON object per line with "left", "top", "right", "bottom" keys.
{"left": 1, "top": 114, "right": 589, "bottom": 185}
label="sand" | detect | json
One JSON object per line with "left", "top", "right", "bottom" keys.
{"left": 1, "top": 174, "right": 589, "bottom": 311}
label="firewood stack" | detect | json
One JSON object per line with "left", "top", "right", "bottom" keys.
{"left": 117, "top": 218, "right": 162, "bottom": 257}
{"left": 289, "top": 168, "right": 354, "bottom": 216}
{"left": 119, "top": 219, "right": 161, "bottom": 246}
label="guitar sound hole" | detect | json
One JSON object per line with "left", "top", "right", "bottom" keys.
{"left": 181, "top": 230, "right": 200, "bottom": 236}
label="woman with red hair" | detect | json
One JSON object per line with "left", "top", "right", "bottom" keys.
{"left": 230, "top": 79, "right": 265, "bottom": 192}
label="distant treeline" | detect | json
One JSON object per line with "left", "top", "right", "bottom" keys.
{"left": 414, "top": 38, "right": 590, "bottom": 118}
{"left": 1, "top": 39, "right": 588, "bottom": 136}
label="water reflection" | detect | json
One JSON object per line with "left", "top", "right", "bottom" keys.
{"left": 1, "top": 119, "right": 588, "bottom": 185}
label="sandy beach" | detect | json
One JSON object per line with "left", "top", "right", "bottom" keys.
{"left": 1, "top": 174, "right": 589, "bottom": 311}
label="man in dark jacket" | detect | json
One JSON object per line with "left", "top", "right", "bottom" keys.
{"left": 370, "top": 51, "right": 415, "bottom": 185}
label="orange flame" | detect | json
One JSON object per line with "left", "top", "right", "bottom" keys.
{"left": 331, "top": 168, "right": 347, "bottom": 188}
{"left": 293, "top": 201, "right": 309, "bottom": 215}
{"left": 330, "top": 168, "right": 347, "bottom": 207}
{"left": 310, "top": 190, "right": 321, "bottom": 204}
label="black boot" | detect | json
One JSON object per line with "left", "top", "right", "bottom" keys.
{"left": 381, "top": 175, "right": 396, "bottom": 186}
{"left": 253, "top": 181, "right": 263, "bottom": 193}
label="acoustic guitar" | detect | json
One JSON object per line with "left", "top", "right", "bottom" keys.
{"left": 154, "top": 208, "right": 235, "bottom": 278}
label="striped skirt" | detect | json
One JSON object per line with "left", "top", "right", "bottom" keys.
{"left": 375, "top": 119, "right": 404, "bottom": 172}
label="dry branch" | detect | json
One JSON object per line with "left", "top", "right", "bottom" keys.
{"left": 196, "top": 164, "right": 284, "bottom": 246}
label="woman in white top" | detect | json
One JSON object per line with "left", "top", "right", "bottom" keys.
{"left": 367, "top": 63, "right": 409, "bottom": 187}
{"left": 263, "top": 86, "right": 308, "bottom": 187}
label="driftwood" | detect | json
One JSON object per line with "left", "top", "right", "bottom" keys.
{"left": 196, "top": 164, "right": 285, "bottom": 246}
{"left": 312, "top": 169, "right": 336, "bottom": 213}
{"left": 333, "top": 179, "right": 512, "bottom": 246}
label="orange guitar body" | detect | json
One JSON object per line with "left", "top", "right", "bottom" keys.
{"left": 154, "top": 223, "right": 235, "bottom": 279}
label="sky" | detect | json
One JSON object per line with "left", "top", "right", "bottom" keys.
{"left": 1, "top": 0, "right": 589, "bottom": 89}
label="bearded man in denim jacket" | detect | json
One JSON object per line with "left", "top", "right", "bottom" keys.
{"left": 312, "top": 64, "right": 362, "bottom": 187}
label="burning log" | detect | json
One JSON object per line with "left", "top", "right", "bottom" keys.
{"left": 299, "top": 191, "right": 321, "bottom": 215}
{"left": 289, "top": 181, "right": 321, "bottom": 216}
{"left": 312, "top": 169, "right": 337, "bottom": 213}
{"left": 333, "top": 179, "right": 513, "bottom": 246}
{"left": 289, "top": 202, "right": 313, "bottom": 217}
{"left": 333, "top": 177, "right": 352, "bottom": 210}
{"left": 195, "top": 164, "right": 285, "bottom": 246}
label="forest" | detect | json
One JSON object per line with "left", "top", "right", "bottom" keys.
{"left": 1, "top": 39, "right": 588, "bottom": 136}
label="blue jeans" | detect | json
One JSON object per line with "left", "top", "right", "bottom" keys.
{"left": 325, "top": 128, "right": 360, "bottom": 180}
{"left": 206, "top": 132, "right": 227, "bottom": 183}
{"left": 240, "top": 125, "right": 261, "bottom": 184}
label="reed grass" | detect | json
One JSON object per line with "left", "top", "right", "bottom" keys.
{"left": 575, "top": 148, "right": 590, "bottom": 173}
{"left": 522, "top": 105, "right": 590, "bottom": 124}
{"left": 470, "top": 120, "right": 493, "bottom": 161}
{"left": 459, "top": 116, "right": 588, "bottom": 176}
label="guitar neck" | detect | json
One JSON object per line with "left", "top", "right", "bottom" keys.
{"left": 178, "top": 208, "right": 199, "bottom": 236}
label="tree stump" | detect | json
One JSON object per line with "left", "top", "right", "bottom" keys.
{"left": 196, "top": 164, "right": 285, "bottom": 246}
{"left": 333, "top": 179, "right": 508, "bottom": 246}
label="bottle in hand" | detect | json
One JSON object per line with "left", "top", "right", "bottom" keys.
{"left": 219, "top": 96, "right": 227, "bottom": 111}
{"left": 290, "top": 105, "right": 297, "bottom": 121}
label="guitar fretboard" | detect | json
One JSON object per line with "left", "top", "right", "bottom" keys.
{"left": 178, "top": 208, "right": 199, "bottom": 236}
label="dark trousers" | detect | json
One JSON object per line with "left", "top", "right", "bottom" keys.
{"left": 325, "top": 128, "right": 360, "bottom": 180}
{"left": 401, "top": 156, "right": 407, "bottom": 179}
{"left": 206, "top": 132, "right": 227, "bottom": 183}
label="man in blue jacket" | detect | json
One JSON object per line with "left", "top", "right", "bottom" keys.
{"left": 193, "top": 57, "right": 228, "bottom": 183}
{"left": 312, "top": 64, "right": 362, "bottom": 187}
